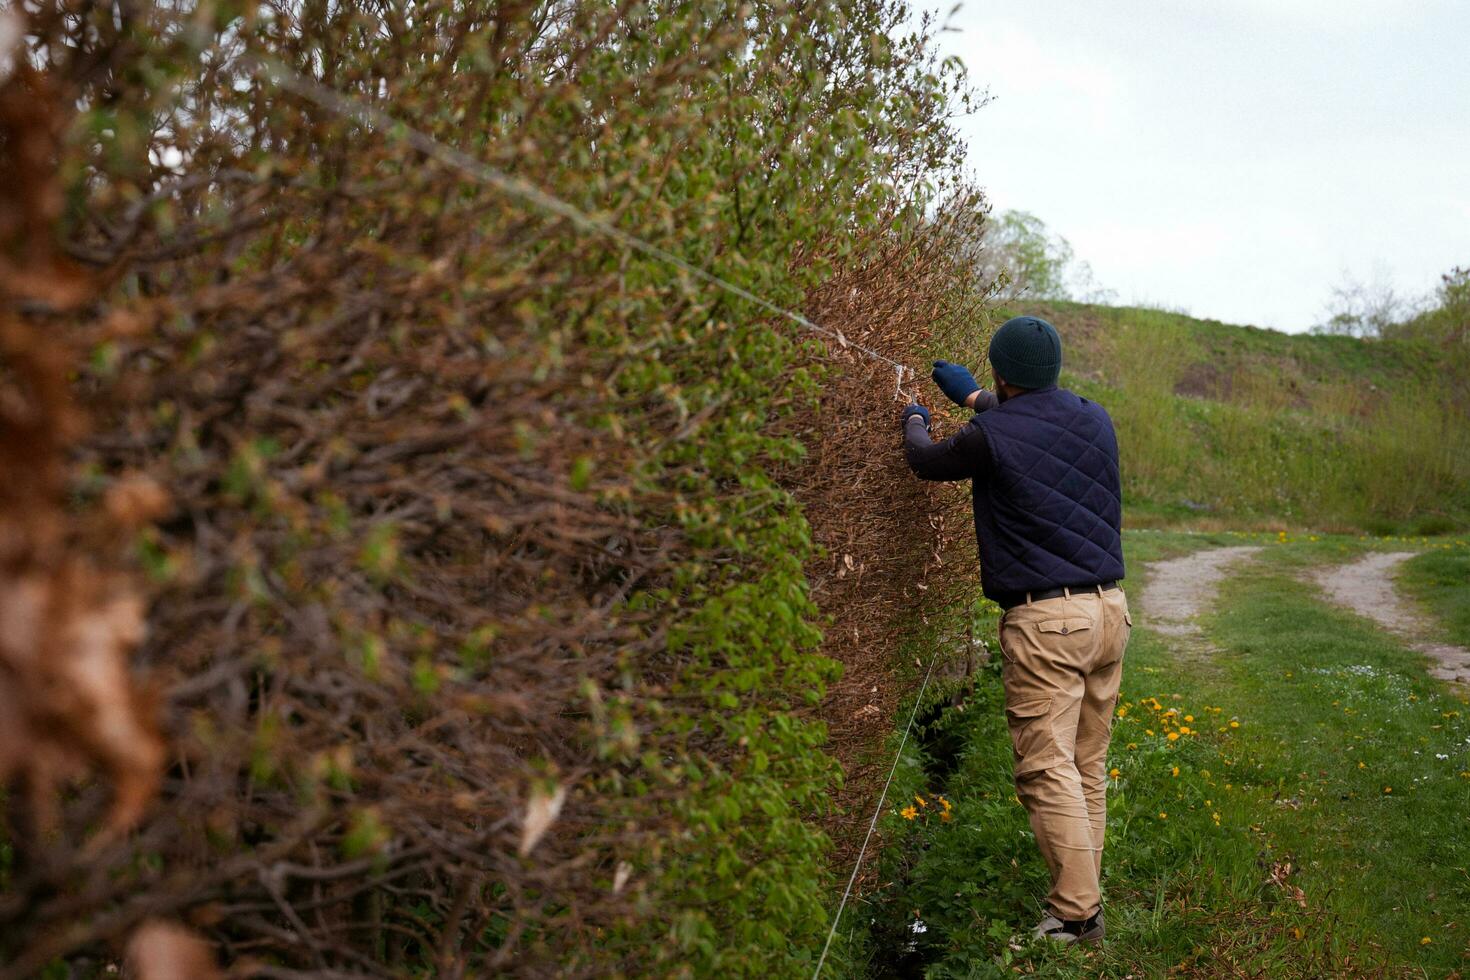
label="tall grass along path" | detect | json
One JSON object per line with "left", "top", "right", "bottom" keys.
{"left": 813, "top": 650, "right": 941, "bottom": 979}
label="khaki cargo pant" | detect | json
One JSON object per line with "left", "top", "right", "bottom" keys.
{"left": 998, "top": 586, "right": 1131, "bottom": 921}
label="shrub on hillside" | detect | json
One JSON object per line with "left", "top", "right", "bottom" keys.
{"left": 1388, "top": 266, "right": 1470, "bottom": 350}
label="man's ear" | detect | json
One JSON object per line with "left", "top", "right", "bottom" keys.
{"left": 992, "top": 368, "right": 1015, "bottom": 402}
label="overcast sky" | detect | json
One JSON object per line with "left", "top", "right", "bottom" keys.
{"left": 940, "top": 1, "right": 1470, "bottom": 332}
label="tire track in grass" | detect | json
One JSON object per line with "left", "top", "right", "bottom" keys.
{"left": 1139, "top": 545, "right": 1263, "bottom": 641}
{"left": 1312, "top": 551, "right": 1470, "bottom": 686}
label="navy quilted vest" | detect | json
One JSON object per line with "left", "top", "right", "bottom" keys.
{"left": 970, "top": 386, "right": 1125, "bottom": 601}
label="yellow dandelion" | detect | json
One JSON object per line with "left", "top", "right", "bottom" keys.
{"left": 1127, "top": 742, "right": 1138, "bottom": 750}
{"left": 1358, "top": 761, "right": 1366, "bottom": 769}
{"left": 1146, "top": 729, "right": 1155, "bottom": 736}
{"left": 1167, "top": 732, "right": 1180, "bottom": 742}
{"left": 1179, "top": 726, "right": 1192, "bottom": 735}
{"left": 901, "top": 805, "right": 918, "bottom": 820}
{"left": 1171, "top": 766, "right": 1180, "bottom": 777}
{"left": 1421, "top": 936, "right": 1432, "bottom": 946}
{"left": 1184, "top": 714, "right": 1194, "bottom": 722}
{"left": 940, "top": 810, "right": 952, "bottom": 822}
{"left": 915, "top": 794, "right": 927, "bottom": 808}
{"left": 1229, "top": 720, "right": 1240, "bottom": 729}
{"left": 1110, "top": 767, "right": 1121, "bottom": 778}
{"left": 1158, "top": 812, "right": 1168, "bottom": 820}
{"left": 1116, "top": 706, "right": 1128, "bottom": 718}
{"left": 1383, "top": 786, "right": 1392, "bottom": 794}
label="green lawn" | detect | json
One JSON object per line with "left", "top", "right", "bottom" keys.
{"left": 831, "top": 531, "right": 1470, "bottom": 977}
{"left": 1399, "top": 546, "right": 1470, "bottom": 648}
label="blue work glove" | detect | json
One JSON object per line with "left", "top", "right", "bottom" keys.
{"left": 932, "top": 360, "right": 980, "bottom": 406}
{"left": 901, "top": 403, "right": 931, "bottom": 429}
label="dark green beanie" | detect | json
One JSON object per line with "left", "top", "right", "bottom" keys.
{"left": 988, "top": 315, "right": 1062, "bottom": 389}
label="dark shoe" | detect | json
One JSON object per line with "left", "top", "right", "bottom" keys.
{"left": 1032, "top": 909, "right": 1104, "bottom": 945}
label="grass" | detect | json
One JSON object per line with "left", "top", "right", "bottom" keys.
{"left": 1399, "top": 546, "right": 1470, "bottom": 648}
{"left": 1200, "top": 547, "right": 1470, "bottom": 971}
{"left": 991, "top": 303, "right": 1470, "bottom": 534}
{"left": 838, "top": 530, "right": 1470, "bottom": 977}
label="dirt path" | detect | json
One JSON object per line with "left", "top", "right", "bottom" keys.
{"left": 1139, "top": 545, "right": 1263, "bottom": 638}
{"left": 1312, "top": 551, "right": 1470, "bottom": 685}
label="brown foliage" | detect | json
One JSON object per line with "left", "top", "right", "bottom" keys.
{"left": 790, "top": 201, "right": 995, "bottom": 868}
{"left": 0, "top": 61, "right": 164, "bottom": 850}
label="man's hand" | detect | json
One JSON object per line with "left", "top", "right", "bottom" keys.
{"left": 932, "top": 360, "right": 981, "bottom": 406}
{"left": 901, "top": 403, "right": 931, "bottom": 430}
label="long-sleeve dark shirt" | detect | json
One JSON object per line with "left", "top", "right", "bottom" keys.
{"left": 902, "top": 390, "right": 999, "bottom": 481}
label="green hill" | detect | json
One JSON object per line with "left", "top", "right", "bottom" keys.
{"left": 1020, "top": 302, "right": 1470, "bottom": 534}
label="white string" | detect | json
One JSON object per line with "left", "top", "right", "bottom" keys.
{"left": 247, "top": 54, "right": 915, "bottom": 376}
{"left": 246, "top": 54, "right": 936, "bottom": 973}
{"left": 811, "top": 648, "right": 940, "bottom": 979}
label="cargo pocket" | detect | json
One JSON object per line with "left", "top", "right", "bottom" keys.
{"left": 1037, "top": 617, "right": 1093, "bottom": 637}
{"left": 1005, "top": 696, "right": 1058, "bottom": 777}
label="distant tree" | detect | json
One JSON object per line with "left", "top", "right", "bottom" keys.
{"left": 1316, "top": 265, "right": 1417, "bottom": 338}
{"left": 974, "top": 209, "right": 1112, "bottom": 303}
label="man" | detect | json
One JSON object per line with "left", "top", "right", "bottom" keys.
{"left": 900, "top": 315, "right": 1130, "bottom": 946}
